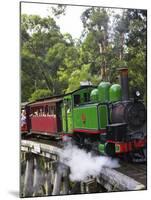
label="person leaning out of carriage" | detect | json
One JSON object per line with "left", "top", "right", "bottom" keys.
{"left": 21, "top": 110, "right": 26, "bottom": 127}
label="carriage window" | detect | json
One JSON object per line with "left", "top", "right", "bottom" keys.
{"left": 33, "top": 109, "right": 38, "bottom": 116}
{"left": 39, "top": 108, "right": 43, "bottom": 116}
{"left": 84, "top": 93, "right": 90, "bottom": 102}
{"left": 49, "top": 106, "right": 56, "bottom": 115}
{"left": 53, "top": 106, "right": 56, "bottom": 114}
{"left": 45, "top": 105, "right": 48, "bottom": 115}
{"left": 50, "top": 106, "right": 54, "bottom": 114}
{"left": 74, "top": 95, "right": 80, "bottom": 106}
{"left": 48, "top": 106, "right": 51, "bottom": 115}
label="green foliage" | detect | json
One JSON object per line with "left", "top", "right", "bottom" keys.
{"left": 81, "top": 8, "right": 110, "bottom": 68}
{"left": 125, "top": 9, "right": 147, "bottom": 99}
{"left": 29, "top": 89, "right": 52, "bottom": 102}
{"left": 51, "top": 5, "right": 66, "bottom": 18}
{"left": 66, "top": 64, "right": 100, "bottom": 93}
{"left": 66, "top": 64, "right": 90, "bottom": 92}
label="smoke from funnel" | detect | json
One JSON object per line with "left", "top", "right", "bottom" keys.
{"left": 60, "top": 142, "right": 120, "bottom": 182}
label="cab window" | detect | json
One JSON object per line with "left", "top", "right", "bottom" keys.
{"left": 84, "top": 93, "right": 90, "bottom": 102}
{"left": 74, "top": 95, "right": 80, "bottom": 106}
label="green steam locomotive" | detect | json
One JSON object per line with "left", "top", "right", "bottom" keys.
{"left": 61, "top": 68, "right": 146, "bottom": 160}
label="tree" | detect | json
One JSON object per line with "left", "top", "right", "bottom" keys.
{"left": 125, "top": 9, "right": 147, "bottom": 100}
{"left": 108, "top": 9, "right": 147, "bottom": 101}
{"left": 81, "top": 8, "right": 111, "bottom": 81}
{"left": 66, "top": 64, "right": 100, "bottom": 93}
{"left": 49, "top": 4, "right": 66, "bottom": 18}
{"left": 29, "top": 89, "right": 52, "bottom": 102}
{"left": 21, "top": 14, "right": 65, "bottom": 101}
{"left": 21, "top": 14, "right": 80, "bottom": 101}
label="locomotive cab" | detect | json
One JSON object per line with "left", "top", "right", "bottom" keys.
{"left": 61, "top": 86, "right": 96, "bottom": 135}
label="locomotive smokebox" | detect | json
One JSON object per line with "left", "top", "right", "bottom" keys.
{"left": 118, "top": 68, "right": 129, "bottom": 101}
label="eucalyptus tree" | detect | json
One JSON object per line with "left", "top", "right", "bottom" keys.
{"left": 81, "top": 7, "right": 112, "bottom": 81}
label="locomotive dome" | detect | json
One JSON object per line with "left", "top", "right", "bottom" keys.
{"left": 98, "top": 82, "right": 111, "bottom": 102}
{"left": 109, "top": 84, "right": 122, "bottom": 102}
{"left": 90, "top": 88, "right": 98, "bottom": 102}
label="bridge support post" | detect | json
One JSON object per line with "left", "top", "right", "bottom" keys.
{"left": 80, "top": 182, "right": 86, "bottom": 194}
{"left": 23, "top": 153, "right": 34, "bottom": 197}
{"left": 33, "top": 155, "right": 44, "bottom": 196}
{"left": 44, "top": 160, "right": 52, "bottom": 196}
{"left": 52, "top": 162, "right": 62, "bottom": 195}
{"left": 70, "top": 182, "right": 81, "bottom": 194}
{"left": 62, "top": 165, "right": 70, "bottom": 194}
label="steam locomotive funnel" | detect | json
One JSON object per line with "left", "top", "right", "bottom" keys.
{"left": 118, "top": 68, "right": 129, "bottom": 101}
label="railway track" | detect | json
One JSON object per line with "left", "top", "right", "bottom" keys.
{"left": 117, "top": 161, "right": 147, "bottom": 186}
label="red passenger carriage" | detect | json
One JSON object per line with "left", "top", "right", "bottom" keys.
{"left": 21, "top": 96, "right": 63, "bottom": 136}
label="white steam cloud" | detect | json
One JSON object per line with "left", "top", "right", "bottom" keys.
{"left": 60, "top": 142, "right": 120, "bottom": 182}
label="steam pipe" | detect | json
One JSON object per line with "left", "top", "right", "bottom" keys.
{"left": 118, "top": 68, "right": 129, "bottom": 101}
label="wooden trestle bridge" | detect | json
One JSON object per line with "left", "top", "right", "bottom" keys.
{"left": 20, "top": 138, "right": 147, "bottom": 197}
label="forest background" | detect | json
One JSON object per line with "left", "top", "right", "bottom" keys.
{"left": 21, "top": 5, "right": 147, "bottom": 103}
